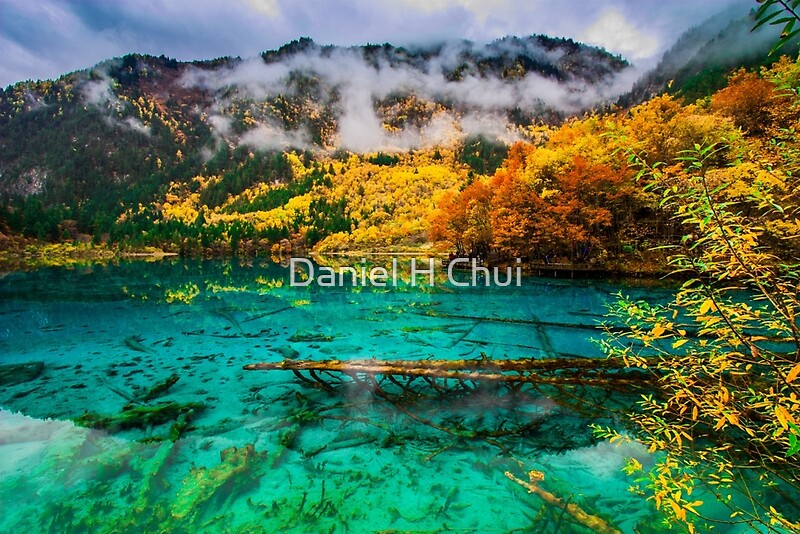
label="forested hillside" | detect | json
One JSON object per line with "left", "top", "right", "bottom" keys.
{"left": 0, "top": 11, "right": 794, "bottom": 269}
{"left": 625, "top": 1, "right": 793, "bottom": 103}
{"left": 0, "top": 35, "right": 627, "bottom": 249}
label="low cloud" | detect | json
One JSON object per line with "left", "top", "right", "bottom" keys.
{"left": 81, "top": 74, "right": 150, "bottom": 135}
{"left": 239, "top": 123, "right": 312, "bottom": 150}
{"left": 182, "top": 39, "right": 636, "bottom": 152}
{"left": 82, "top": 77, "right": 118, "bottom": 108}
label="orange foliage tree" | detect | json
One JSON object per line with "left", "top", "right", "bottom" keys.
{"left": 711, "top": 68, "right": 783, "bottom": 134}
{"left": 491, "top": 153, "right": 632, "bottom": 261}
{"left": 429, "top": 178, "right": 494, "bottom": 256}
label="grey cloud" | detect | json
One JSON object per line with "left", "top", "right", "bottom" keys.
{"left": 1, "top": 0, "right": 752, "bottom": 87}
{"left": 239, "top": 124, "right": 312, "bottom": 151}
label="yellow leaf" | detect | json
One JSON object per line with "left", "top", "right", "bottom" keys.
{"left": 725, "top": 411, "right": 740, "bottom": 427}
{"left": 776, "top": 405, "right": 791, "bottom": 430}
{"left": 684, "top": 500, "right": 703, "bottom": 516}
{"left": 652, "top": 324, "right": 666, "bottom": 338}
{"left": 669, "top": 500, "right": 687, "bottom": 521}
{"left": 783, "top": 405, "right": 795, "bottom": 425}
{"left": 699, "top": 299, "right": 714, "bottom": 315}
{"left": 673, "top": 339, "right": 689, "bottom": 349}
{"left": 787, "top": 363, "right": 800, "bottom": 384}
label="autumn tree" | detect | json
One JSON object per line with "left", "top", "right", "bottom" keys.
{"left": 429, "top": 178, "right": 494, "bottom": 256}
{"left": 489, "top": 141, "right": 635, "bottom": 261}
{"left": 711, "top": 69, "right": 781, "bottom": 134}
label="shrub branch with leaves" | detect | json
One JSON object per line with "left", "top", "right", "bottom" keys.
{"left": 596, "top": 132, "right": 800, "bottom": 531}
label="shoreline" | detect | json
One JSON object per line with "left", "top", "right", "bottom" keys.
{"left": 0, "top": 239, "right": 675, "bottom": 279}
{"left": 120, "top": 251, "right": 180, "bottom": 258}
{"left": 313, "top": 251, "right": 450, "bottom": 257}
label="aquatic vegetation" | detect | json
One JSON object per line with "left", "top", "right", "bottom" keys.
{"left": 4, "top": 425, "right": 271, "bottom": 532}
{"left": 206, "top": 282, "right": 246, "bottom": 293}
{"left": 165, "top": 282, "right": 200, "bottom": 304}
{"left": 287, "top": 330, "right": 335, "bottom": 342}
{"left": 74, "top": 401, "right": 205, "bottom": 435}
{"left": 255, "top": 276, "right": 284, "bottom": 289}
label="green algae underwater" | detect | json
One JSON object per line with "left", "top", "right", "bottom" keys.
{"left": 0, "top": 258, "right": 679, "bottom": 533}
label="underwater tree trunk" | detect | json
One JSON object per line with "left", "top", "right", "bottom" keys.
{"left": 243, "top": 356, "right": 654, "bottom": 388}
{"left": 505, "top": 470, "right": 621, "bottom": 534}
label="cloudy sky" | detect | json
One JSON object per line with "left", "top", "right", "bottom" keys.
{"left": 0, "top": 0, "right": 747, "bottom": 88}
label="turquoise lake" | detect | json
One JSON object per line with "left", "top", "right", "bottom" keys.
{"left": 0, "top": 258, "right": 684, "bottom": 533}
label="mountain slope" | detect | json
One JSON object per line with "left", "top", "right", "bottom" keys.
{"left": 624, "top": 1, "right": 790, "bottom": 104}
{"left": 0, "top": 35, "right": 630, "bottom": 239}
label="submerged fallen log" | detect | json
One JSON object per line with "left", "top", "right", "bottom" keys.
{"left": 245, "top": 356, "right": 651, "bottom": 454}
{"left": 140, "top": 373, "right": 180, "bottom": 402}
{"left": 505, "top": 470, "right": 621, "bottom": 534}
{"left": 243, "top": 355, "right": 654, "bottom": 388}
